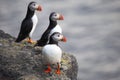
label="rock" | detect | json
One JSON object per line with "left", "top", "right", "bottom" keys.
{"left": 0, "top": 30, "right": 78, "bottom": 80}
{"left": 17, "top": 75, "right": 40, "bottom": 80}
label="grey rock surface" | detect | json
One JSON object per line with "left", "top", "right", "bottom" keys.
{"left": 0, "top": 30, "right": 78, "bottom": 80}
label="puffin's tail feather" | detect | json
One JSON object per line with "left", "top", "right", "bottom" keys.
{"left": 15, "top": 38, "right": 22, "bottom": 42}
{"left": 15, "top": 34, "right": 27, "bottom": 43}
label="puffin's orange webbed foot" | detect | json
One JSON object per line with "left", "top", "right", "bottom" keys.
{"left": 55, "top": 63, "right": 61, "bottom": 75}
{"left": 55, "top": 69, "right": 61, "bottom": 75}
{"left": 44, "top": 64, "right": 51, "bottom": 73}
{"left": 27, "top": 38, "right": 36, "bottom": 44}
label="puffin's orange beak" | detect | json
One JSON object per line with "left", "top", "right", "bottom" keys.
{"left": 37, "top": 5, "right": 42, "bottom": 11}
{"left": 58, "top": 14, "right": 64, "bottom": 20}
{"left": 61, "top": 36, "right": 67, "bottom": 42}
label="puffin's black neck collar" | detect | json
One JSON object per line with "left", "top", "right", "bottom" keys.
{"left": 47, "top": 19, "right": 57, "bottom": 30}
{"left": 49, "top": 40, "right": 58, "bottom": 45}
{"left": 25, "top": 8, "right": 35, "bottom": 19}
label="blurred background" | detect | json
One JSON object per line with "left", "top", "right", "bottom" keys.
{"left": 0, "top": 0, "right": 120, "bottom": 80}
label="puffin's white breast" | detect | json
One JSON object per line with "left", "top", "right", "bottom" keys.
{"left": 42, "top": 44, "right": 62, "bottom": 64}
{"left": 49, "top": 24, "right": 62, "bottom": 37}
{"left": 30, "top": 13, "right": 38, "bottom": 37}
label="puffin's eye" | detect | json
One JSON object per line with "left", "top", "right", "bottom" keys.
{"left": 33, "top": 3, "right": 36, "bottom": 6}
{"left": 57, "top": 35, "right": 60, "bottom": 37}
{"left": 54, "top": 14, "right": 57, "bottom": 16}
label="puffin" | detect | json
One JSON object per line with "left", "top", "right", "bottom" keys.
{"left": 35, "top": 12, "right": 64, "bottom": 46}
{"left": 42, "top": 32, "right": 67, "bottom": 74}
{"left": 15, "top": 2, "right": 42, "bottom": 43}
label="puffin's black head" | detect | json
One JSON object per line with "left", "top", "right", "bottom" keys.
{"left": 49, "top": 12, "right": 64, "bottom": 21}
{"left": 50, "top": 32, "right": 67, "bottom": 42}
{"left": 28, "top": 1, "right": 42, "bottom": 11}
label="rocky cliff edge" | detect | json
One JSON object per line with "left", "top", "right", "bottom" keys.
{"left": 0, "top": 30, "right": 78, "bottom": 80}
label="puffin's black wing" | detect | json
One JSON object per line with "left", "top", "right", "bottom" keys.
{"left": 35, "top": 30, "right": 50, "bottom": 46}
{"left": 15, "top": 19, "right": 33, "bottom": 42}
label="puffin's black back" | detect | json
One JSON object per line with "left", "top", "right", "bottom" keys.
{"left": 35, "top": 30, "right": 51, "bottom": 46}
{"left": 15, "top": 2, "right": 35, "bottom": 42}
{"left": 35, "top": 13, "right": 57, "bottom": 46}
{"left": 15, "top": 19, "right": 33, "bottom": 42}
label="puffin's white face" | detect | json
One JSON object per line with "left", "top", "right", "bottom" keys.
{"left": 29, "top": 2, "right": 42, "bottom": 11}
{"left": 52, "top": 33, "right": 67, "bottom": 42}
{"left": 50, "top": 12, "right": 64, "bottom": 21}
